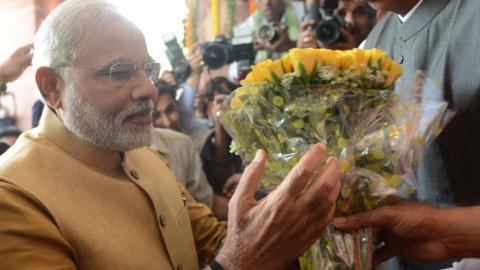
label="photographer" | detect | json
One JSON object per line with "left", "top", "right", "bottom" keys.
{"left": 297, "top": 0, "right": 376, "bottom": 50}
{"left": 234, "top": 0, "right": 301, "bottom": 62}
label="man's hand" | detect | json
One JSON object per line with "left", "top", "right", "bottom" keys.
{"left": 211, "top": 94, "right": 227, "bottom": 126}
{"left": 319, "top": 28, "right": 357, "bottom": 50}
{"left": 0, "top": 43, "right": 33, "bottom": 83}
{"left": 333, "top": 200, "right": 453, "bottom": 265}
{"left": 222, "top": 173, "right": 242, "bottom": 198}
{"left": 297, "top": 20, "right": 319, "bottom": 49}
{"left": 215, "top": 144, "right": 341, "bottom": 270}
{"left": 297, "top": 21, "right": 357, "bottom": 50}
{"left": 260, "top": 25, "right": 296, "bottom": 53}
{"left": 189, "top": 46, "right": 204, "bottom": 76}
{"left": 186, "top": 45, "right": 203, "bottom": 90}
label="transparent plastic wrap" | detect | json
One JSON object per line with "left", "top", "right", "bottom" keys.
{"left": 222, "top": 48, "right": 452, "bottom": 270}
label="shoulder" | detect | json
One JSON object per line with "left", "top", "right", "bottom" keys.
{"left": 153, "top": 128, "right": 192, "bottom": 143}
{"left": 151, "top": 128, "right": 198, "bottom": 156}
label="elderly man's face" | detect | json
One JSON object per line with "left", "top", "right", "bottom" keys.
{"left": 61, "top": 17, "right": 158, "bottom": 151}
{"left": 256, "top": 0, "right": 286, "bottom": 23}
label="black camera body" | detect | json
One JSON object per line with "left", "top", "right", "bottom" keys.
{"left": 201, "top": 35, "right": 254, "bottom": 80}
{"left": 305, "top": 0, "right": 346, "bottom": 45}
{"left": 162, "top": 33, "right": 192, "bottom": 84}
{"left": 201, "top": 35, "right": 234, "bottom": 70}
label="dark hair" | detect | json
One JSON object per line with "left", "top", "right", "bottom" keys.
{"left": 204, "top": 77, "right": 237, "bottom": 101}
{"left": 0, "top": 126, "right": 21, "bottom": 138}
{"left": 154, "top": 79, "right": 177, "bottom": 99}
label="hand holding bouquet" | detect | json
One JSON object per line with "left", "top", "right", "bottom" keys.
{"left": 223, "top": 48, "right": 449, "bottom": 270}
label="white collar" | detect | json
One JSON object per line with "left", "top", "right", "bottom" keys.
{"left": 398, "top": 0, "right": 424, "bottom": 23}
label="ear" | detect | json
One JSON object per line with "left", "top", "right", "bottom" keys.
{"left": 35, "top": 67, "right": 63, "bottom": 109}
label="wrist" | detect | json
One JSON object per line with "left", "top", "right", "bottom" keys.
{"left": 440, "top": 206, "right": 480, "bottom": 258}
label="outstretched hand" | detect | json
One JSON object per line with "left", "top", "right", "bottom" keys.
{"left": 0, "top": 43, "right": 33, "bottom": 83}
{"left": 333, "top": 200, "right": 453, "bottom": 266}
{"left": 215, "top": 144, "right": 341, "bottom": 270}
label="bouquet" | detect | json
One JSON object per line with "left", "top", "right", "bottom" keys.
{"left": 222, "top": 48, "right": 450, "bottom": 270}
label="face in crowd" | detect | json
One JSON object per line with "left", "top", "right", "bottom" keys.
{"left": 256, "top": 0, "right": 286, "bottom": 23}
{"left": 336, "top": 0, "right": 376, "bottom": 45}
{"left": 153, "top": 91, "right": 182, "bottom": 131}
{"left": 38, "top": 15, "right": 159, "bottom": 151}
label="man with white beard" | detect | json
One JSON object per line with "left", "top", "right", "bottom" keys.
{"left": 0, "top": 1, "right": 342, "bottom": 270}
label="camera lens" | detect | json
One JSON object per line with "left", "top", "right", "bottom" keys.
{"left": 315, "top": 20, "right": 341, "bottom": 45}
{"left": 256, "top": 25, "right": 279, "bottom": 43}
{"left": 203, "top": 43, "right": 228, "bottom": 70}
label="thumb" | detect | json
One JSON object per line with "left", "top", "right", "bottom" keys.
{"left": 231, "top": 150, "right": 265, "bottom": 201}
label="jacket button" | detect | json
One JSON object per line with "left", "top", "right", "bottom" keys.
{"left": 396, "top": 55, "right": 404, "bottom": 64}
{"left": 130, "top": 169, "right": 139, "bottom": 180}
{"left": 177, "top": 264, "right": 183, "bottom": 270}
{"left": 159, "top": 215, "right": 166, "bottom": 227}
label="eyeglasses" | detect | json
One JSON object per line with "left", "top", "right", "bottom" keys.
{"left": 59, "top": 60, "right": 161, "bottom": 87}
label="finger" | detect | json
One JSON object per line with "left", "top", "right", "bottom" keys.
{"left": 231, "top": 150, "right": 266, "bottom": 200}
{"left": 278, "top": 143, "right": 327, "bottom": 196}
{"left": 15, "top": 43, "right": 33, "bottom": 56}
{"left": 214, "top": 94, "right": 227, "bottom": 104}
{"left": 223, "top": 173, "right": 241, "bottom": 194}
{"left": 333, "top": 207, "right": 389, "bottom": 231}
{"left": 302, "top": 156, "right": 341, "bottom": 209}
{"left": 340, "top": 28, "right": 355, "bottom": 43}
{"left": 301, "top": 20, "right": 316, "bottom": 31}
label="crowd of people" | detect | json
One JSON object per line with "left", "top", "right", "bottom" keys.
{"left": 0, "top": 0, "right": 479, "bottom": 269}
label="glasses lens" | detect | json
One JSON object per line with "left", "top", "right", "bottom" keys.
{"left": 144, "top": 62, "right": 161, "bottom": 82}
{"left": 109, "top": 62, "right": 138, "bottom": 83}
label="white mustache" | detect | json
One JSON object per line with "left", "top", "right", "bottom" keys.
{"left": 121, "top": 101, "right": 153, "bottom": 120}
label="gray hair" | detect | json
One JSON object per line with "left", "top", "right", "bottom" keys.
{"left": 32, "top": 0, "right": 122, "bottom": 71}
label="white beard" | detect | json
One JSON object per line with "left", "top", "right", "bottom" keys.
{"left": 62, "top": 84, "right": 153, "bottom": 151}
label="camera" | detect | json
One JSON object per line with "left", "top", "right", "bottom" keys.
{"left": 201, "top": 35, "right": 234, "bottom": 70}
{"left": 162, "top": 33, "right": 192, "bottom": 84}
{"left": 201, "top": 35, "right": 255, "bottom": 80}
{"left": 305, "top": 0, "right": 346, "bottom": 45}
{"left": 256, "top": 23, "right": 283, "bottom": 44}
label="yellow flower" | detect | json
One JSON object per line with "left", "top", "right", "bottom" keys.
{"left": 230, "top": 87, "right": 248, "bottom": 110}
{"left": 281, "top": 54, "right": 293, "bottom": 73}
{"left": 235, "top": 86, "right": 248, "bottom": 98}
{"left": 240, "top": 71, "right": 259, "bottom": 86}
{"left": 289, "top": 48, "right": 319, "bottom": 76}
{"left": 317, "top": 49, "right": 343, "bottom": 70}
{"left": 251, "top": 59, "right": 274, "bottom": 82}
{"left": 337, "top": 52, "right": 356, "bottom": 70}
{"left": 350, "top": 48, "right": 369, "bottom": 74}
{"left": 269, "top": 58, "right": 286, "bottom": 81}
{"left": 384, "top": 61, "right": 403, "bottom": 87}
{"left": 230, "top": 97, "right": 243, "bottom": 110}
{"left": 366, "top": 48, "right": 388, "bottom": 66}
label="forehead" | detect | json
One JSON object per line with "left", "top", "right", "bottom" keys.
{"left": 339, "top": 0, "right": 361, "bottom": 11}
{"left": 75, "top": 16, "right": 149, "bottom": 65}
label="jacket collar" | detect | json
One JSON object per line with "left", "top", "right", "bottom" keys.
{"left": 399, "top": 0, "right": 451, "bottom": 42}
{"left": 38, "top": 106, "right": 123, "bottom": 177}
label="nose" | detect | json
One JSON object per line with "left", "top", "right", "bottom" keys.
{"left": 344, "top": 11, "right": 356, "bottom": 27}
{"left": 131, "top": 72, "right": 158, "bottom": 101}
